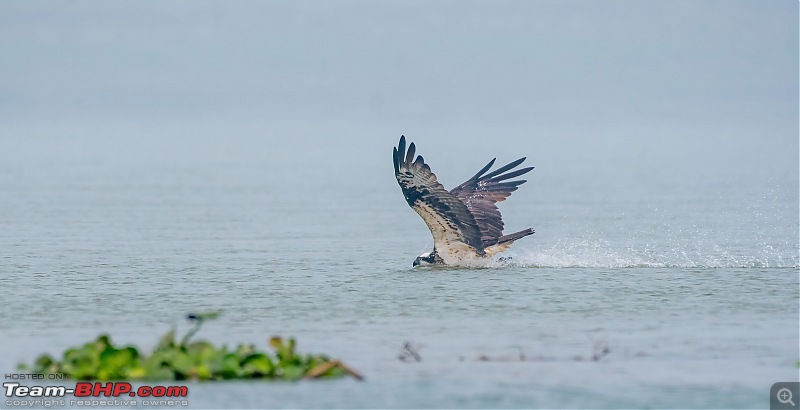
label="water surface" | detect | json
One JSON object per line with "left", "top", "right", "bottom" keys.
{"left": 0, "top": 129, "right": 796, "bottom": 409}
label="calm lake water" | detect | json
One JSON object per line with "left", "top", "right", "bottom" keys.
{"left": 0, "top": 129, "right": 797, "bottom": 409}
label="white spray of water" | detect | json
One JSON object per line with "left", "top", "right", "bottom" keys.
{"left": 489, "top": 239, "right": 798, "bottom": 269}
{"left": 491, "top": 183, "right": 799, "bottom": 269}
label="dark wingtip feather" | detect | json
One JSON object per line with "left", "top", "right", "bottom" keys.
{"left": 483, "top": 157, "right": 527, "bottom": 179}
{"left": 393, "top": 147, "right": 399, "bottom": 174}
{"left": 470, "top": 158, "right": 496, "bottom": 181}
{"left": 489, "top": 166, "right": 535, "bottom": 182}
{"left": 406, "top": 142, "right": 416, "bottom": 166}
{"left": 398, "top": 135, "right": 406, "bottom": 159}
{"left": 449, "top": 158, "right": 496, "bottom": 194}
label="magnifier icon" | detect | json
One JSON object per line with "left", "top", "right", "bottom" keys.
{"left": 778, "top": 388, "right": 795, "bottom": 406}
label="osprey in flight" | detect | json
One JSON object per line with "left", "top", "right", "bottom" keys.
{"left": 393, "top": 135, "right": 535, "bottom": 267}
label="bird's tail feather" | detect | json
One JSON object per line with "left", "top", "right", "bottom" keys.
{"left": 497, "top": 228, "right": 534, "bottom": 245}
{"left": 484, "top": 228, "right": 534, "bottom": 257}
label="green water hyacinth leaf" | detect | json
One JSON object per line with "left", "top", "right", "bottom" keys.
{"left": 20, "top": 315, "right": 362, "bottom": 381}
{"left": 156, "top": 329, "right": 176, "bottom": 350}
{"left": 279, "top": 364, "right": 306, "bottom": 380}
{"left": 171, "top": 351, "right": 194, "bottom": 379}
{"left": 219, "top": 353, "right": 241, "bottom": 379}
{"left": 241, "top": 353, "right": 274, "bottom": 377}
{"left": 96, "top": 347, "right": 138, "bottom": 380}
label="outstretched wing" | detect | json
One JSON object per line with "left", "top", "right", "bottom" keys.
{"left": 393, "top": 135, "right": 485, "bottom": 262}
{"left": 449, "top": 157, "right": 533, "bottom": 246}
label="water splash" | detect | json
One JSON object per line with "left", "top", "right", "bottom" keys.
{"left": 490, "top": 240, "right": 799, "bottom": 269}
{"left": 495, "top": 182, "right": 800, "bottom": 269}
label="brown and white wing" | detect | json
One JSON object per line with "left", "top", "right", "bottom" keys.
{"left": 393, "top": 135, "right": 485, "bottom": 262}
{"left": 449, "top": 157, "right": 534, "bottom": 246}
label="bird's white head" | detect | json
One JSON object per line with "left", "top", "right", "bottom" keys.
{"left": 413, "top": 251, "right": 439, "bottom": 267}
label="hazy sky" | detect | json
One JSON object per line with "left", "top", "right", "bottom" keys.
{"left": 0, "top": 1, "right": 796, "bottom": 186}
{"left": 1, "top": 1, "right": 795, "bottom": 125}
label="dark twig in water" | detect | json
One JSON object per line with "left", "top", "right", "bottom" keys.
{"left": 573, "top": 335, "right": 611, "bottom": 361}
{"left": 588, "top": 334, "right": 610, "bottom": 362}
{"left": 181, "top": 311, "right": 221, "bottom": 346}
{"left": 180, "top": 314, "right": 203, "bottom": 346}
{"left": 476, "top": 346, "right": 555, "bottom": 362}
{"left": 474, "top": 337, "right": 611, "bottom": 363}
{"left": 398, "top": 341, "right": 422, "bottom": 362}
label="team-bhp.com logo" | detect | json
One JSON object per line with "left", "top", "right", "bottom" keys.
{"left": 4, "top": 379, "right": 189, "bottom": 408}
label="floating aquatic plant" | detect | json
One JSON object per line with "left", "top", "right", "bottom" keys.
{"left": 19, "top": 312, "right": 362, "bottom": 381}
